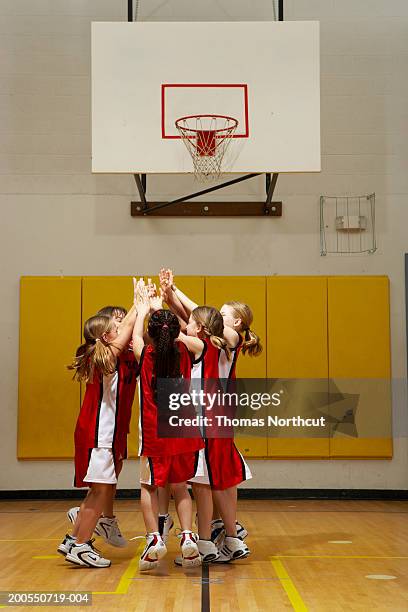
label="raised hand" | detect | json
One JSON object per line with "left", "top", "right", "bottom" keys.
{"left": 134, "top": 278, "right": 150, "bottom": 316}
{"left": 149, "top": 290, "right": 163, "bottom": 312}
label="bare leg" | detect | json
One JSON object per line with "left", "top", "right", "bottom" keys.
{"left": 170, "top": 483, "right": 192, "bottom": 531}
{"left": 158, "top": 484, "right": 171, "bottom": 515}
{"left": 212, "top": 494, "right": 221, "bottom": 520}
{"left": 75, "top": 484, "right": 114, "bottom": 544}
{"left": 102, "top": 460, "right": 122, "bottom": 517}
{"left": 140, "top": 484, "right": 159, "bottom": 533}
{"left": 192, "top": 483, "right": 212, "bottom": 540}
{"left": 212, "top": 487, "right": 238, "bottom": 537}
{"left": 71, "top": 489, "right": 91, "bottom": 537}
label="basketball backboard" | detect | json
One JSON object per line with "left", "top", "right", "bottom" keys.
{"left": 92, "top": 21, "right": 320, "bottom": 174}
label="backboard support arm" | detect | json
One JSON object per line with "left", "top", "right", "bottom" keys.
{"left": 130, "top": 172, "right": 282, "bottom": 217}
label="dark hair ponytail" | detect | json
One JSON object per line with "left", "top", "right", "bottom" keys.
{"left": 148, "top": 309, "right": 181, "bottom": 384}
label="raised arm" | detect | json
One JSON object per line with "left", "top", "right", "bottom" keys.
{"left": 177, "top": 332, "right": 204, "bottom": 361}
{"left": 159, "top": 268, "right": 189, "bottom": 327}
{"left": 110, "top": 301, "right": 137, "bottom": 357}
{"left": 132, "top": 279, "right": 150, "bottom": 362}
{"left": 162, "top": 269, "right": 198, "bottom": 316}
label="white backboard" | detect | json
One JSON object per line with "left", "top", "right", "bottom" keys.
{"left": 92, "top": 21, "right": 320, "bottom": 174}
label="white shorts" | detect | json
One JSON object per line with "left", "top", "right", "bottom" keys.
{"left": 83, "top": 448, "right": 117, "bottom": 485}
{"left": 188, "top": 448, "right": 209, "bottom": 485}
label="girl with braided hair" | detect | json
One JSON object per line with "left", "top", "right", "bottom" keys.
{"left": 133, "top": 281, "right": 204, "bottom": 571}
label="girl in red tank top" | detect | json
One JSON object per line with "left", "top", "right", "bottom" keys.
{"left": 58, "top": 302, "right": 137, "bottom": 569}
{"left": 133, "top": 280, "right": 203, "bottom": 571}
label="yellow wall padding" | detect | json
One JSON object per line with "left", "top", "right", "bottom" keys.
{"left": 18, "top": 277, "right": 82, "bottom": 459}
{"left": 205, "top": 277, "right": 267, "bottom": 457}
{"left": 328, "top": 276, "right": 392, "bottom": 458}
{"left": 267, "top": 277, "right": 330, "bottom": 458}
{"left": 18, "top": 275, "right": 392, "bottom": 461}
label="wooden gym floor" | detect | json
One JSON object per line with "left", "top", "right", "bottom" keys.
{"left": 1, "top": 499, "right": 408, "bottom": 611}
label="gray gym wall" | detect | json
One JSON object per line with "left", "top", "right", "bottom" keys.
{"left": 1, "top": 0, "right": 407, "bottom": 490}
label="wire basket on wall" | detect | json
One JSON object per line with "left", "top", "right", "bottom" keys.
{"left": 320, "top": 193, "right": 376, "bottom": 256}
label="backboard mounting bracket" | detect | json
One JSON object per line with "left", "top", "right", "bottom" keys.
{"left": 130, "top": 173, "right": 282, "bottom": 217}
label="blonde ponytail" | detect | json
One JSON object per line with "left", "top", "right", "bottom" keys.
{"left": 209, "top": 334, "right": 231, "bottom": 360}
{"left": 191, "top": 306, "right": 231, "bottom": 359}
{"left": 224, "top": 301, "right": 263, "bottom": 357}
{"left": 68, "top": 315, "right": 117, "bottom": 383}
{"left": 242, "top": 327, "right": 263, "bottom": 357}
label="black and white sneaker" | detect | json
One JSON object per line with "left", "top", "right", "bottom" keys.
{"left": 67, "top": 507, "right": 80, "bottom": 525}
{"left": 213, "top": 536, "right": 250, "bottom": 563}
{"left": 158, "top": 513, "right": 174, "bottom": 543}
{"left": 198, "top": 539, "right": 219, "bottom": 563}
{"left": 236, "top": 521, "right": 248, "bottom": 540}
{"left": 211, "top": 519, "right": 248, "bottom": 548}
{"left": 57, "top": 534, "right": 76, "bottom": 556}
{"left": 210, "top": 519, "right": 225, "bottom": 549}
{"left": 65, "top": 539, "right": 111, "bottom": 568}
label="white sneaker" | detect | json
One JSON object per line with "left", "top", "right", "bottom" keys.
{"left": 57, "top": 534, "right": 76, "bottom": 556}
{"left": 236, "top": 521, "right": 248, "bottom": 540}
{"left": 213, "top": 536, "right": 250, "bottom": 563}
{"left": 95, "top": 516, "right": 127, "bottom": 548}
{"left": 174, "top": 538, "right": 219, "bottom": 566}
{"left": 210, "top": 519, "right": 225, "bottom": 549}
{"left": 65, "top": 540, "right": 111, "bottom": 568}
{"left": 179, "top": 531, "right": 201, "bottom": 568}
{"left": 67, "top": 506, "right": 80, "bottom": 524}
{"left": 158, "top": 513, "right": 174, "bottom": 542}
{"left": 211, "top": 519, "right": 248, "bottom": 546}
{"left": 198, "top": 539, "right": 219, "bottom": 563}
{"left": 139, "top": 533, "right": 167, "bottom": 571}
{"left": 67, "top": 507, "right": 126, "bottom": 548}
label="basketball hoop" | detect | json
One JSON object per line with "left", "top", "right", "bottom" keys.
{"left": 175, "top": 114, "right": 238, "bottom": 180}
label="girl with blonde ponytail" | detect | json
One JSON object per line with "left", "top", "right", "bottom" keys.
{"left": 158, "top": 270, "right": 252, "bottom": 565}
{"left": 220, "top": 301, "right": 262, "bottom": 357}
{"left": 58, "top": 297, "right": 137, "bottom": 569}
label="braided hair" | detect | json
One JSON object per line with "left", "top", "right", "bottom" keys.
{"left": 147, "top": 309, "right": 181, "bottom": 384}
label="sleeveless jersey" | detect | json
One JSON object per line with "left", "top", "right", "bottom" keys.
{"left": 138, "top": 342, "right": 204, "bottom": 457}
{"left": 74, "top": 348, "right": 139, "bottom": 460}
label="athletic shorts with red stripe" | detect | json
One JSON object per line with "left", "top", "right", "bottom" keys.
{"left": 140, "top": 451, "right": 200, "bottom": 487}
{"left": 190, "top": 439, "right": 252, "bottom": 491}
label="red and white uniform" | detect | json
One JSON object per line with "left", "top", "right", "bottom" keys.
{"left": 138, "top": 342, "right": 204, "bottom": 487}
{"left": 74, "top": 348, "right": 139, "bottom": 488}
{"left": 190, "top": 336, "right": 252, "bottom": 491}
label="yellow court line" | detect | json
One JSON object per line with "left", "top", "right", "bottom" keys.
{"left": 273, "top": 555, "right": 408, "bottom": 560}
{"left": 270, "top": 559, "right": 308, "bottom": 612}
{"left": 0, "top": 538, "right": 60, "bottom": 542}
{"left": 93, "top": 543, "right": 145, "bottom": 596}
{"left": 33, "top": 555, "right": 60, "bottom": 559}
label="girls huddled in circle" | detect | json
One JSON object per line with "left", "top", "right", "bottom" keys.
{"left": 58, "top": 273, "right": 262, "bottom": 570}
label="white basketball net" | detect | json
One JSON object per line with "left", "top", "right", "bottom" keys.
{"left": 175, "top": 115, "right": 238, "bottom": 181}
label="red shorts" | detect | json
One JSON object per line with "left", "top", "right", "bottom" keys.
{"left": 140, "top": 451, "right": 200, "bottom": 487}
{"left": 189, "top": 439, "right": 252, "bottom": 491}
